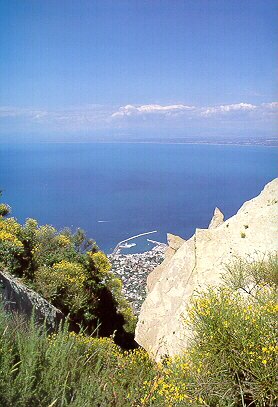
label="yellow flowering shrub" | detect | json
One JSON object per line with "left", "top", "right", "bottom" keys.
{"left": 47, "top": 331, "right": 120, "bottom": 364}
{"left": 89, "top": 250, "right": 111, "bottom": 277}
{"left": 68, "top": 332, "right": 120, "bottom": 362}
{"left": 34, "top": 260, "right": 88, "bottom": 313}
{"left": 0, "top": 231, "right": 24, "bottom": 250}
{"left": 0, "top": 203, "right": 11, "bottom": 217}
{"left": 54, "top": 235, "right": 72, "bottom": 248}
{"left": 0, "top": 218, "right": 24, "bottom": 270}
{"left": 182, "top": 254, "right": 278, "bottom": 407}
{"left": 0, "top": 217, "right": 23, "bottom": 236}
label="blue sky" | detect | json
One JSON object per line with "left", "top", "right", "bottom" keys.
{"left": 0, "top": 0, "right": 276, "bottom": 141}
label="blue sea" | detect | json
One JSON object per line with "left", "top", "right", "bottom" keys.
{"left": 0, "top": 142, "right": 276, "bottom": 254}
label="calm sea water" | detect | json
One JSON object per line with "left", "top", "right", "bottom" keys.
{"left": 0, "top": 142, "right": 276, "bottom": 254}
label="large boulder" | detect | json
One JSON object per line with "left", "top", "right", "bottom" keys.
{"left": 135, "top": 179, "right": 278, "bottom": 359}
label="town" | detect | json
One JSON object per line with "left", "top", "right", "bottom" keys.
{"left": 108, "top": 242, "right": 167, "bottom": 314}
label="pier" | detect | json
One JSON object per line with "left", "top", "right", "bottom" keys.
{"left": 111, "top": 231, "right": 158, "bottom": 256}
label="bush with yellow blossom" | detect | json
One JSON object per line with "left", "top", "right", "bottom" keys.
{"left": 0, "top": 201, "right": 136, "bottom": 343}
{"left": 179, "top": 252, "right": 278, "bottom": 407}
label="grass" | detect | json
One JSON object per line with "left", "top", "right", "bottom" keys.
{"left": 0, "top": 307, "right": 158, "bottom": 407}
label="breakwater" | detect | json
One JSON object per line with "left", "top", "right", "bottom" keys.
{"left": 111, "top": 231, "right": 158, "bottom": 255}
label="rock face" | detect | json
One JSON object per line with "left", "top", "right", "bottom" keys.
{"left": 146, "top": 234, "right": 185, "bottom": 293}
{"left": 135, "top": 179, "right": 278, "bottom": 359}
{"left": 0, "top": 270, "right": 65, "bottom": 331}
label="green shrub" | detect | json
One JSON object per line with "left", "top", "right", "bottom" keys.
{"left": 223, "top": 252, "right": 278, "bottom": 289}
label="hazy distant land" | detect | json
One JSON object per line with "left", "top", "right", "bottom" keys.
{"left": 4, "top": 134, "right": 276, "bottom": 146}
{"left": 114, "top": 136, "right": 277, "bottom": 147}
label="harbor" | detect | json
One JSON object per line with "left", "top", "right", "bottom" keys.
{"left": 111, "top": 230, "right": 159, "bottom": 255}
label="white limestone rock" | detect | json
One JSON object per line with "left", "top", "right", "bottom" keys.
{"left": 147, "top": 233, "right": 185, "bottom": 293}
{"left": 167, "top": 233, "right": 186, "bottom": 251}
{"left": 208, "top": 207, "right": 224, "bottom": 229}
{"left": 135, "top": 179, "right": 278, "bottom": 359}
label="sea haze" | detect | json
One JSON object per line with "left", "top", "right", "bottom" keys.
{"left": 0, "top": 142, "right": 276, "bottom": 254}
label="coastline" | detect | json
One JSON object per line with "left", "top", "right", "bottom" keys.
{"left": 1, "top": 137, "right": 276, "bottom": 147}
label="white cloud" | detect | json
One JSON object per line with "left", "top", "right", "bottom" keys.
{"left": 201, "top": 103, "right": 257, "bottom": 117}
{"left": 111, "top": 104, "right": 195, "bottom": 118}
{"left": 111, "top": 102, "right": 264, "bottom": 120}
{"left": 0, "top": 102, "right": 276, "bottom": 135}
{"left": 32, "top": 111, "right": 48, "bottom": 120}
{"left": 0, "top": 106, "right": 28, "bottom": 118}
{"left": 261, "top": 102, "right": 277, "bottom": 110}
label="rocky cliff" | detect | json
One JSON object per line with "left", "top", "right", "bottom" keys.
{"left": 135, "top": 179, "right": 278, "bottom": 359}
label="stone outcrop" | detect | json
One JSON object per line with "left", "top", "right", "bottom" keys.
{"left": 208, "top": 207, "right": 225, "bottom": 229}
{"left": 147, "top": 234, "right": 185, "bottom": 293}
{"left": 0, "top": 270, "right": 65, "bottom": 331}
{"left": 135, "top": 179, "right": 278, "bottom": 359}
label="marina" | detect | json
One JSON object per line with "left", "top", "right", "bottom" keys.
{"left": 111, "top": 231, "right": 158, "bottom": 255}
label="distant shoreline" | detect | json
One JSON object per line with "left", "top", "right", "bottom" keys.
{"left": 1, "top": 139, "right": 276, "bottom": 147}
{"left": 93, "top": 140, "right": 276, "bottom": 147}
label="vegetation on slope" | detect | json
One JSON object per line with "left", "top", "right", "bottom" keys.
{"left": 0, "top": 201, "right": 136, "bottom": 345}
